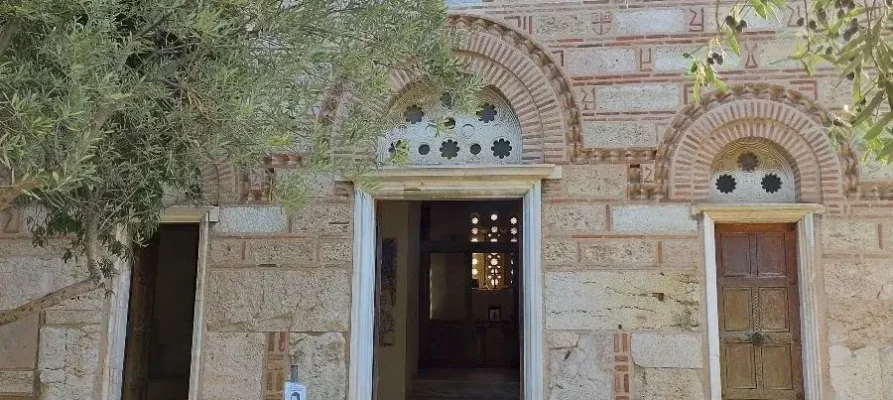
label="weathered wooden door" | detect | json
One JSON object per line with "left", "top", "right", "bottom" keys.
{"left": 716, "top": 224, "right": 804, "bottom": 400}
{"left": 122, "top": 234, "right": 160, "bottom": 400}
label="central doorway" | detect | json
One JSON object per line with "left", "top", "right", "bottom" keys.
{"left": 375, "top": 200, "right": 522, "bottom": 400}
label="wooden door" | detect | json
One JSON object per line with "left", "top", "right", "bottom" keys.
{"left": 122, "top": 234, "right": 160, "bottom": 400}
{"left": 716, "top": 224, "right": 803, "bottom": 400}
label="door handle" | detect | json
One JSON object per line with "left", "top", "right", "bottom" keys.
{"left": 746, "top": 331, "right": 766, "bottom": 345}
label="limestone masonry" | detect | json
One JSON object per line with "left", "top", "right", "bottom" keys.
{"left": 1, "top": 0, "right": 893, "bottom": 399}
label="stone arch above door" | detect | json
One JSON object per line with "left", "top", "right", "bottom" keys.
{"left": 643, "top": 84, "right": 857, "bottom": 204}
{"left": 388, "top": 14, "right": 583, "bottom": 164}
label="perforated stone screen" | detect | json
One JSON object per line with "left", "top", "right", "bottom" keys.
{"left": 378, "top": 88, "right": 522, "bottom": 165}
{"left": 709, "top": 138, "right": 796, "bottom": 203}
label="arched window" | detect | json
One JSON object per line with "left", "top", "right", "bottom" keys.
{"left": 379, "top": 88, "right": 522, "bottom": 165}
{"left": 710, "top": 138, "right": 796, "bottom": 203}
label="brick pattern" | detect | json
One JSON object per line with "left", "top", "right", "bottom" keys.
{"left": 613, "top": 331, "right": 632, "bottom": 400}
{"left": 263, "top": 332, "right": 290, "bottom": 400}
{"left": 646, "top": 84, "right": 853, "bottom": 205}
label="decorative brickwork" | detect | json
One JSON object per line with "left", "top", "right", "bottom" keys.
{"left": 388, "top": 14, "right": 583, "bottom": 164}
{"left": 639, "top": 84, "right": 855, "bottom": 203}
{"left": 613, "top": 331, "right": 632, "bottom": 400}
{"left": 263, "top": 332, "right": 290, "bottom": 400}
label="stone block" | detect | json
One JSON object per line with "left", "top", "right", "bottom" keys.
{"left": 209, "top": 239, "right": 244, "bottom": 264}
{"left": 43, "top": 310, "right": 102, "bottom": 325}
{"left": 817, "top": 76, "right": 854, "bottom": 108}
{"left": 755, "top": 39, "right": 799, "bottom": 69}
{"left": 291, "top": 202, "right": 352, "bottom": 234}
{"left": 216, "top": 206, "right": 287, "bottom": 233}
{"left": 596, "top": 84, "right": 681, "bottom": 112}
{"left": 545, "top": 271, "right": 701, "bottom": 330}
{"left": 289, "top": 332, "right": 347, "bottom": 400}
{"left": 821, "top": 219, "right": 880, "bottom": 253}
{"left": 0, "top": 370, "right": 34, "bottom": 394}
{"left": 546, "top": 331, "right": 580, "bottom": 349}
{"left": 578, "top": 239, "right": 657, "bottom": 268}
{"left": 201, "top": 332, "right": 265, "bottom": 400}
{"left": 561, "top": 165, "right": 627, "bottom": 199}
{"left": 661, "top": 239, "right": 701, "bottom": 268}
{"left": 0, "top": 239, "right": 67, "bottom": 259}
{"left": 320, "top": 239, "right": 352, "bottom": 266}
{"left": 652, "top": 46, "right": 742, "bottom": 72}
{"left": 883, "top": 346, "right": 893, "bottom": 400}
{"left": 535, "top": 14, "right": 595, "bottom": 38}
{"left": 631, "top": 331, "right": 702, "bottom": 368}
{"left": 614, "top": 9, "right": 688, "bottom": 36}
{"left": 544, "top": 239, "right": 578, "bottom": 266}
{"left": 633, "top": 368, "right": 705, "bottom": 400}
{"left": 612, "top": 205, "right": 697, "bottom": 233}
{"left": 544, "top": 204, "right": 607, "bottom": 234}
{"left": 860, "top": 160, "right": 893, "bottom": 182}
{"left": 827, "top": 300, "right": 893, "bottom": 346}
{"left": 830, "top": 345, "right": 886, "bottom": 400}
{"left": 0, "top": 314, "right": 38, "bottom": 369}
{"left": 566, "top": 47, "right": 637, "bottom": 75}
{"left": 824, "top": 259, "right": 893, "bottom": 300}
{"left": 206, "top": 268, "right": 350, "bottom": 332}
{"left": 276, "top": 170, "right": 336, "bottom": 198}
{"left": 582, "top": 122, "right": 657, "bottom": 148}
{"left": 38, "top": 325, "right": 100, "bottom": 400}
{"left": 0, "top": 257, "right": 88, "bottom": 310}
{"left": 548, "top": 332, "right": 614, "bottom": 400}
{"left": 245, "top": 239, "right": 314, "bottom": 265}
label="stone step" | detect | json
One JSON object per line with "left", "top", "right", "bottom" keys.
{"left": 410, "top": 379, "right": 520, "bottom": 399}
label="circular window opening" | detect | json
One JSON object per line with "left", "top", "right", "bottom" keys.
{"left": 716, "top": 174, "right": 737, "bottom": 194}
{"left": 738, "top": 152, "right": 759, "bottom": 172}
{"left": 405, "top": 105, "right": 424, "bottom": 124}
{"left": 761, "top": 173, "right": 782, "bottom": 193}
{"left": 444, "top": 117, "right": 456, "bottom": 129}
{"left": 418, "top": 144, "right": 430, "bottom": 156}
{"left": 470, "top": 143, "right": 482, "bottom": 155}
{"left": 440, "top": 92, "right": 455, "bottom": 108}
{"left": 491, "top": 139, "right": 512, "bottom": 159}
{"left": 440, "top": 140, "right": 459, "bottom": 159}
{"left": 477, "top": 103, "right": 497, "bottom": 123}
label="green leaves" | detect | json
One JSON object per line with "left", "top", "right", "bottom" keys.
{"left": 1, "top": 0, "right": 473, "bottom": 269}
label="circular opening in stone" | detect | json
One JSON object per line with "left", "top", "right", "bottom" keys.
{"left": 418, "top": 144, "right": 430, "bottom": 155}
{"left": 716, "top": 174, "right": 737, "bottom": 194}
{"left": 470, "top": 143, "right": 481, "bottom": 155}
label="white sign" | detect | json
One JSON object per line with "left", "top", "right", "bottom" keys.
{"left": 284, "top": 382, "right": 307, "bottom": 400}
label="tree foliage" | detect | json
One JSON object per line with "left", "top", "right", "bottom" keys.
{"left": 0, "top": 0, "right": 478, "bottom": 316}
{"left": 689, "top": 0, "right": 893, "bottom": 162}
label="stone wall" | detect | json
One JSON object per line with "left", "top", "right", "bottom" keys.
{"left": 0, "top": 208, "right": 105, "bottom": 400}
{"left": 1, "top": 1, "right": 893, "bottom": 400}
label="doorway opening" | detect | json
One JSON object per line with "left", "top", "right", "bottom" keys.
{"left": 121, "top": 224, "right": 201, "bottom": 400}
{"left": 375, "top": 200, "right": 522, "bottom": 400}
{"left": 714, "top": 224, "right": 804, "bottom": 400}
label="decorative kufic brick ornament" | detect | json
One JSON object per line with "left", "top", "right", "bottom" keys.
{"left": 504, "top": 15, "right": 534, "bottom": 34}
{"left": 264, "top": 332, "right": 290, "bottom": 400}
{"left": 638, "top": 48, "right": 653, "bottom": 72}
{"left": 743, "top": 41, "right": 759, "bottom": 68}
{"left": 592, "top": 12, "right": 613, "bottom": 36}
{"left": 785, "top": 4, "right": 804, "bottom": 27}
{"left": 552, "top": 50, "right": 565, "bottom": 67}
{"left": 613, "top": 331, "right": 632, "bottom": 400}
{"left": 688, "top": 8, "right": 705, "bottom": 32}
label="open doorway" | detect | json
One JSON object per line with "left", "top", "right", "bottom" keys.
{"left": 375, "top": 200, "right": 521, "bottom": 400}
{"left": 121, "top": 224, "right": 201, "bottom": 400}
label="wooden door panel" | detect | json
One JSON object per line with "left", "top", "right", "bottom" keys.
{"left": 724, "top": 343, "right": 757, "bottom": 389}
{"left": 716, "top": 224, "right": 803, "bottom": 400}
{"left": 720, "top": 234, "right": 751, "bottom": 277}
{"left": 758, "top": 288, "right": 789, "bottom": 332}
{"left": 755, "top": 233, "right": 786, "bottom": 277}
{"left": 722, "top": 288, "right": 753, "bottom": 332}
{"left": 761, "top": 345, "right": 794, "bottom": 389}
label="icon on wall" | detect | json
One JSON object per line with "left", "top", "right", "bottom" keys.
{"left": 488, "top": 306, "right": 502, "bottom": 321}
{"left": 284, "top": 381, "right": 306, "bottom": 400}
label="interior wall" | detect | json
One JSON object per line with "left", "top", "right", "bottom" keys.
{"left": 377, "top": 201, "right": 420, "bottom": 400}
{"left": 146, "top": 225, "right": 200, "bottom": 399}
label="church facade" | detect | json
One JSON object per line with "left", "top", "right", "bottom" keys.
{"left": 1, "top": 1, "right": 892, "bottom": 400}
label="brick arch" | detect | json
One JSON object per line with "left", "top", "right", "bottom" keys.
{"left": 201, "top": 13, "right": 584, "bottom": 202}
{"left": 656, "top": 84, "right": 854, "bottom": 203}
{"left": 388, "top": 14, "right": 582, "bottom": 164}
